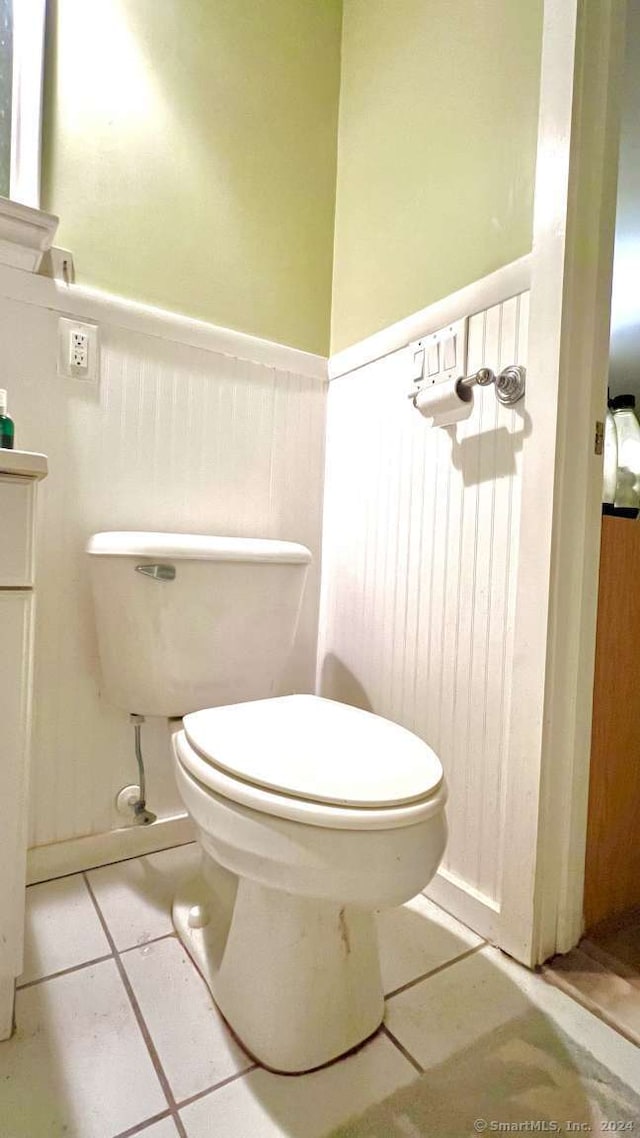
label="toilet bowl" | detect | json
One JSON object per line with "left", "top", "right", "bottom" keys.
{"left": 170, "top": 694, "right": 447, "bottom": 1072}
{"left": 87, "top": 533, "right": 448, "bottom": 1073}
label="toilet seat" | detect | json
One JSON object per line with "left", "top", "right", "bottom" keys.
{"left": 176, "top": 695, "right": 446, "bottom": 831}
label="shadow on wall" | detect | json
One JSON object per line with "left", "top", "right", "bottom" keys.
{"left": 318, "top": 655, "right": 373, "bottom": 712}
{"left": 447, "top": 405, "right": 532, "bottom": 487}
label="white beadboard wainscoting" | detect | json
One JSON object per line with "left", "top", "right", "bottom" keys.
{"left": 0, "top": 267, "right": 327, "bottom": 874}
{"left": 318, "top": 290, "right": 530, "bottom": 940}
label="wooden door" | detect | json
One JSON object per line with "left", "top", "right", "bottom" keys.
{"left": 584, "top": 515, "right": 640, "bottom": 929}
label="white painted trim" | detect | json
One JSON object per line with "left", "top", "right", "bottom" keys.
{"left": 0, "top": 264, "right": 328, "bottom": 380}
{"left": 328, "top": 255, "right": 532, "bottom": 380}
{"left": 26, "top": 813, "right": 196, "bottom": 884}
{"left": 9, "top": 0, "right": 46, "bottom": 208}
{"left": 538, "top": 0, "right": 625, "bottom": 960}
{"left": 0, "top": 197, "right": 58, "bottom": 272}
{"left": 426, "top": 868, "right": 500, "bottom": 944}
{"left": 499, "top": 0, "right": 625, "bottom": 966}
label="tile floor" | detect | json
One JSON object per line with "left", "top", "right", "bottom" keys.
{"left": 2, "top": 843, "right": 639, "bottom": 1138}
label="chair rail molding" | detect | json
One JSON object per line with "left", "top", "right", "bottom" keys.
{"left": 328, "top": 255, "right": 532, "bottom": 381}
{"left": 0, "top": 261, "right": 327, "bottom": 380}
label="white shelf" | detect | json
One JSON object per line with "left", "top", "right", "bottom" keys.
{"left": 0, "top": 450, "right": 48, "bottom": 479}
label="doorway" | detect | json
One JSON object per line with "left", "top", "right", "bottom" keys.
{"left": 543, "top": 0, "right": 640, "bottom": 1042}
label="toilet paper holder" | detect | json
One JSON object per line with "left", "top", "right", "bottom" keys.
{"left": 409, "top": 364, "right": 526, "bottom": 409}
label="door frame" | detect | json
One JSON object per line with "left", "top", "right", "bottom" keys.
{"left": 499, "top": 0, "right": 626, "bottom": 966}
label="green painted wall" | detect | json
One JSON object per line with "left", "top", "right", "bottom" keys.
{"left": 43, "top": 1, "right": 544, "bottom": 357}
{"left": 331, "top": 0, "right": 543, "bottom": 352}
{"left": 42, "top": 0, "right": 342, "bottom": 356}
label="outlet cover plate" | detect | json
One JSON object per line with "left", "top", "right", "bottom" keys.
{"left": 57, "top": 317, "right": 99, "bottom": 381}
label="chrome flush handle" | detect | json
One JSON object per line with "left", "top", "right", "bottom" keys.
{"left": 135, "top": 564, "right": 176, "bottom": 581}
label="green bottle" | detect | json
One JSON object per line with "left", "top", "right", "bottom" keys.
{"left": 0, "top": 389, "right": 14, "bottom": 449}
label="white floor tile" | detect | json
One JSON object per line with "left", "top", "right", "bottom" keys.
{"left": 18, "top": 874, "right": 111, "bottom": 986}
{"left": 376, "top": 894, "right": 483, "bottom": 994}
{"left": 87, "top": 843, "right": 200, "bottom": 950}
{"left": 386, "top": 945, "right": 640, "bottom": 1092}
{"left": 179, "top": 1033, "right": 417, "bottom": 1138}
{"left": 2, "top": 959, "right": 167, "bottom": 1138}
{"left": 386, "top": 943, "right": 537, "bottom": 1070}
{"left": 121, "top": 936, "right": 252, "bottom": 1102}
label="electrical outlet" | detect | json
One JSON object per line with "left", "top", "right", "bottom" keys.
{"left": 70, "top": 329, "right": 89, "bottom": 370}
{"left": 58, "top": 318, "right": 99, "bottom": 380}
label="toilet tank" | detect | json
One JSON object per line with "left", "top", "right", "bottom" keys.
{"left": 86, "top": 532, "right": 311, "bottom": 717}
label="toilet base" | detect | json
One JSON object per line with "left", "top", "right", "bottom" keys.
{"left": 173, "top": 853, "right": 385, "bottom": 1073}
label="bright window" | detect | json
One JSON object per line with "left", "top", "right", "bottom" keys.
{"left": 0, "top": 0, "right": 11, "bottom": 198}
{"left": 0, "top": 0, "right": 46, "bottom": 208}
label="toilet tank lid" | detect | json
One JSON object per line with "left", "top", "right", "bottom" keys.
{"left": 86, "top": 532, "right": 312, "bottom": 564}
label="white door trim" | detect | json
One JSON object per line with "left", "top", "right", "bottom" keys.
{"left": 499, "top": 0, "right": 626, "bottom": 966}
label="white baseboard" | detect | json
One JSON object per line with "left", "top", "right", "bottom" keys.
{"left": 26, "top": 812, "right": 196, "bottom": 884}
{"left": 425, "top": 866, "right": 501, "bottom": 943}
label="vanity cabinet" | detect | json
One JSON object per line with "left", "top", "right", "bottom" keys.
{"left": 0, "top": 451, "right": 47, "bottom": 1039}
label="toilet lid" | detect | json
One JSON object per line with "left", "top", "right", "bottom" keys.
{"left": 182, "top": 695, "right": 443, "bottom": 809}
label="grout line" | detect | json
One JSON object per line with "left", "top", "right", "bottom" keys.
{"left": 381, "top": 1023, "right": 424, "bottom": 1075}
{"left": 176, "top": 1064, "right": 258, "bottom": 1111}
{"left": 384, "top": 942, "right": 486, "bottom": 1001}
{"left": 112, "top": 1107, "right": 174, "bottom": 1138}
{"left": 83, "top": 873, "right": 189, "bottom": 1138}
{"left": 22, "top": 859, "right": 494, "bottom": 1131}
{"left": 16, "top": 951, "right": 114, "bottom": 990}
{"left": 119, "top": 931, "right": 180, "bottom": 957}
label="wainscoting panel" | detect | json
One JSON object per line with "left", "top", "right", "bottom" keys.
{"left": 0, "top": 278, "right": 326, "bottom": 855}
{"left": 318, "top": 293, "right": 529, "bottom": 914}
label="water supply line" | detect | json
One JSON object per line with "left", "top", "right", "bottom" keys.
{"left": 129, "top": 713, "right": 157, "bottom": 825}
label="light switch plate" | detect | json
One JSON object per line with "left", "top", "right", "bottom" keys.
{"left": 57, "top": 318, "right": 99, "bottom": 381}
{"left": 411, "top": 317, "right": 468, "bottom": 392}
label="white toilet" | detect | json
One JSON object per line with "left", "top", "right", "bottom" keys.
{"left": 87, "top": 531, "right": 447, "bottom": 1073}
